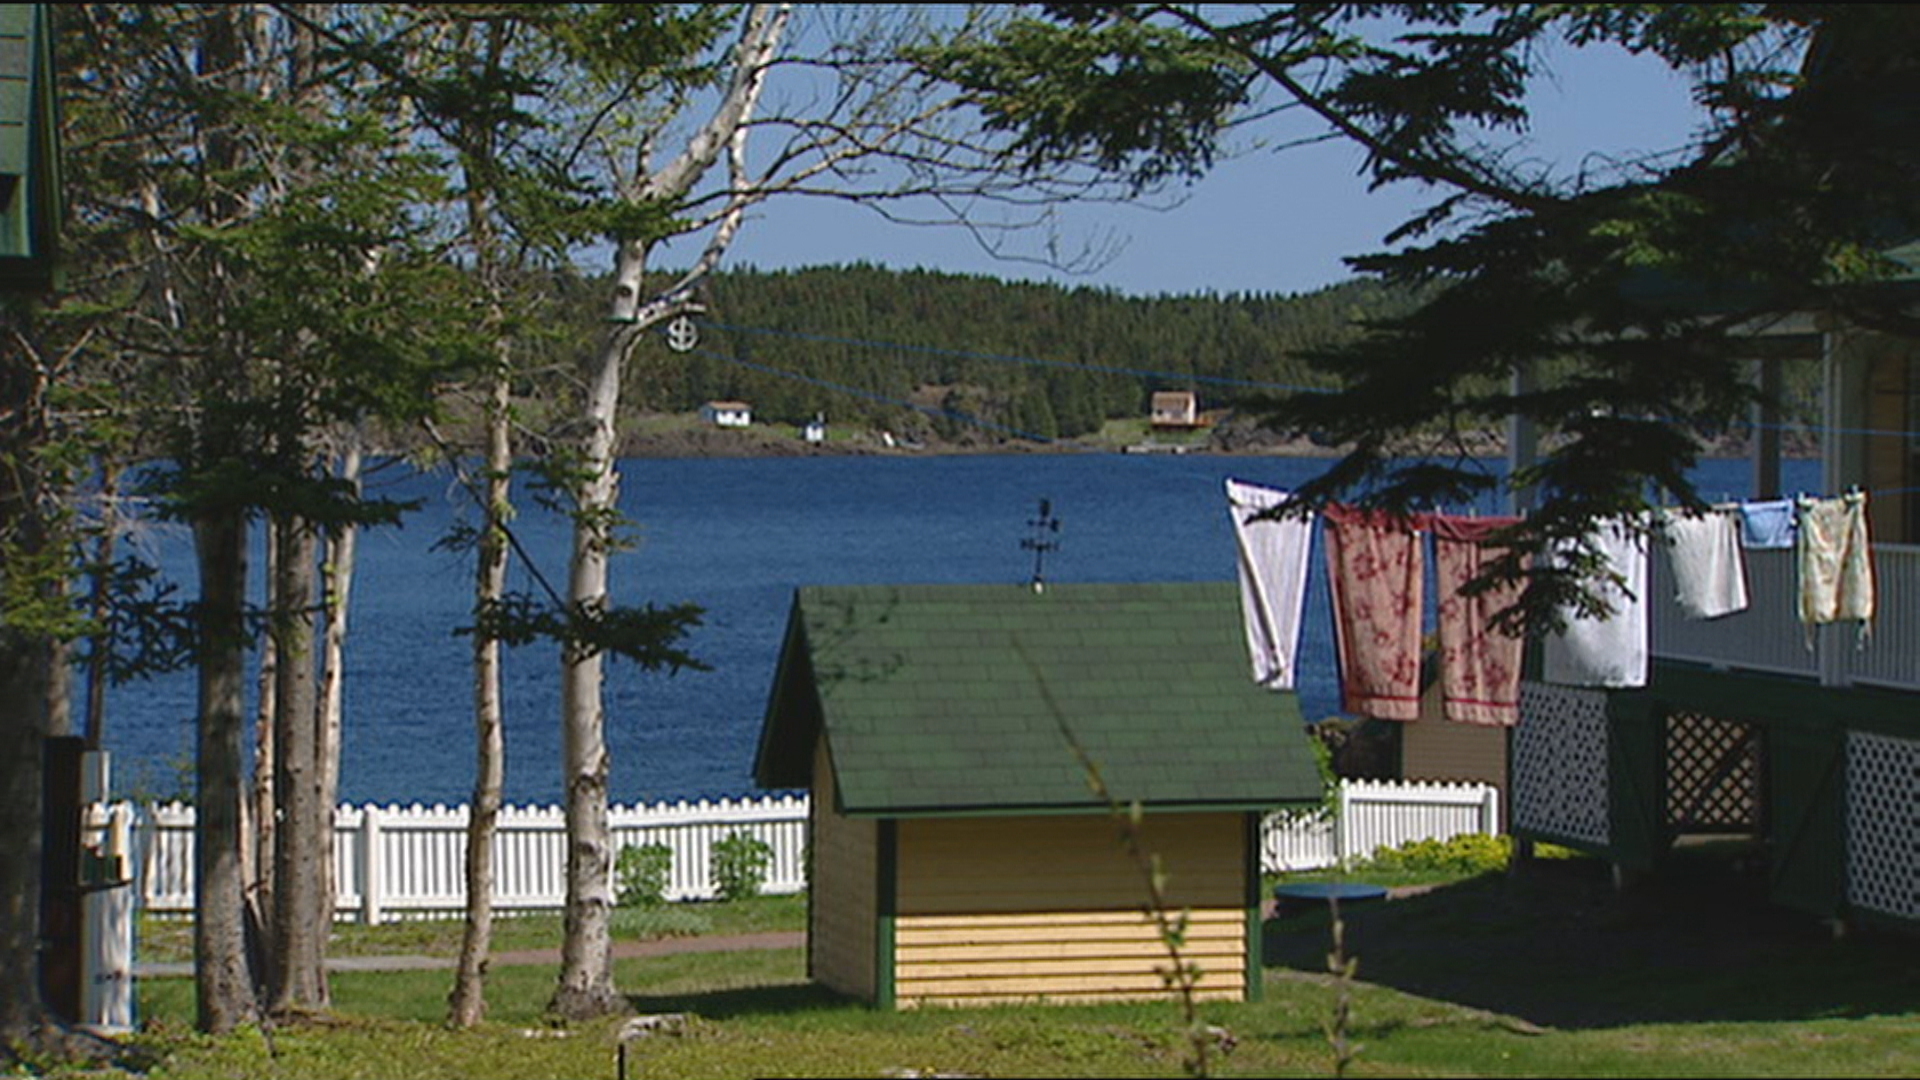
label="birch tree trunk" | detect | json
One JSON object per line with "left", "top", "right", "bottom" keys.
{"left": 316, "top": 440, "right": 360, "bottom": 947}
{"left": 549, "top": 289, "right": 639, "bottom": 1019}
{"left": 450, "top": 369, "right": 512, "bottom": 1028}
{"left": 549, "top": 5, "right": 787, "bottom": 1020}
{"left": 247, "top": 528, "right": 277, "bottom": 943}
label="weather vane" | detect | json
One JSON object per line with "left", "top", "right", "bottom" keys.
{"left": 1021, "top": 497, "right": 1061, "bottom": 592}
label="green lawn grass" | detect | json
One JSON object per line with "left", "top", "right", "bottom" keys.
{"left": 136, "top": 893, "right": 808, "bottom": 964}
{"left": 100, "top": 865, "right": 1920, "bottom": 1079}
{"left": 123, "top": 947, "right": 1917, "bottom": 1079}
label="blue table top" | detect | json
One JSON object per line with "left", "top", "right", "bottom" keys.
{"left": 1273, "top": 882, "right": 1390, "bottom": 902}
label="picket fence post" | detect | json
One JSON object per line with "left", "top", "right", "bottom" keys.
{"left": 361, "top": 805, "right": 383, "bottom": 924}
{"left": 1335, "top": 780, "right": 1354, "bottom": 867}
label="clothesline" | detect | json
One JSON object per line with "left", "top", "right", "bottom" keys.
{"left": 1228, "top": 480, "right": 1878, "bottom": 729}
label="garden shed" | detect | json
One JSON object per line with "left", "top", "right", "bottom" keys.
{"left": 753, "top": 582, "right": 1325, "bottom": 1008}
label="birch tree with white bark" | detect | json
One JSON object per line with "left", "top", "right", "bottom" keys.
{"left": 533, "top": 2, "right": 1138, "bottom": 1018}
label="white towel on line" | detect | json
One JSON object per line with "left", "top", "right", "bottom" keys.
{"left": 1658, "top": 507, "right": 1749, "bottom": 620}
{"left": 1542, "top": 517, "right": 1649, "bottom": 689}
{"left": 1225, "top": 479, "right": 1314, "bottom": 691}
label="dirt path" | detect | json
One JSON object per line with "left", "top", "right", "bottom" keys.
{"left": 492, "top": 930, "right": 803, "bottom": 968}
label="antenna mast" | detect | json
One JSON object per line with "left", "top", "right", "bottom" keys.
{"left": 1021, "top": 497, "right": 1061, "bottom": 592}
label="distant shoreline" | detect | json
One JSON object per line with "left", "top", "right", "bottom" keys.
{"left": 614, "top": 419, "right": 1815, "bottom": 463}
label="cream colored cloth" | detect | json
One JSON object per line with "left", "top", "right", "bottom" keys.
{"left": 1796, "top": 492, "right": 1873, "bottom": 632}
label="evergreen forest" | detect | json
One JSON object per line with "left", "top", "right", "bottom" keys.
{"left": 584, "top": 263, "right": 1426, "bottom": 445}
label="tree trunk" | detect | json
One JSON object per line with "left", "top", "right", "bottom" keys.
{"left": 450, "top": 373, "right": 511, "bottom": 1028}
{"left": 82, "top": 466, "right": 121, "bottom": 749}
{"left": 268, "top": 513, "right": 327, "bottom": 1014}
{"left": 316, "top": 441, "right": 359, "bottom": 950}
{"left": 0, "top": 634, "right": 48, "bottom": 1040}
{"left": 193, "top": 507, "right": 258, "bottom": 1033}
{"left": 247, "top": 526, "right": 277, "bottom": 950}
{"left": 550, "top": 251, "right": 643, "bottom": 1019}
{"left": 44, "top": 590, "right": 71, "bottom": 738}
{"left": 545, "top": 8, "right": 787, "bottom": 1019}
{"left": 448, "top": 47, "right": 516, "bottom": 1017}
{"left": 0, "top": 344, "right": 50, "bottom": 1035}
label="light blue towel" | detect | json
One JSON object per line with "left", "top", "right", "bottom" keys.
{"left": 1738, "top": 498, "right": 1797, "bottom": 549}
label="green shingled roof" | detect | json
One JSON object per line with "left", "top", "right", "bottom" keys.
{"left": 753, "top": 582, "right": 1324, "bottom": 817}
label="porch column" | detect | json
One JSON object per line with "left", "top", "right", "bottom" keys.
{"left": 1507, "top": 363, "right": 1538, "bottom": 515}
{"left": 1751, "top": 355, "right": 1783, "bottom": 499}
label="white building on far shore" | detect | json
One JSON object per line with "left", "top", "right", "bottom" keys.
{"left": 700, "top": 400, "right": 752, "bottom": 427}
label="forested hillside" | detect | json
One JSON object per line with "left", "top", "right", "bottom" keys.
{"left": 606, "top": 263, "right": 1424, "bottom": 443}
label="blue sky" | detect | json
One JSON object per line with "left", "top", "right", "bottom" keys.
{"left": 716, "top": 33, "right": 1710, "bottom": 299}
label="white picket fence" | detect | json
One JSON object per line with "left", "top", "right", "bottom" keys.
{"left": 1259, "top": 778, "right": 1503, "bottom": 873}
{"left": 137, "top": 795, "right": 811, "bottom": 922}
{"left": 132, "top": 779, "right": 1499, "bottom": 923}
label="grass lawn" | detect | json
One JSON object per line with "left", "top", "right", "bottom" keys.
{"left": 87, "top": 860, "right": 1920, "bottom": 1079}
{"left": 136, "top": 893, "right": 808, "bottom": 964}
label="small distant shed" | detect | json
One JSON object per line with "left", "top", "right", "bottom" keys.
{"left": 1149, "top": 390, "right": 1199, "bottom": 429}
{"left": 700, "top": 400, "right": 752, "bottom": 427}
{"left": 753, "top": 582, "right": 1324, "bottom": 1008}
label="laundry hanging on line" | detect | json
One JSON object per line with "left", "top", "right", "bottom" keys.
{"left": 1325, "top": 507, "right": 1530, "bottom": 725}
{"left": 1541, "top": 516, "right": 1650, "bottom": 690}
{"left": 1224, "top": 478, "right": 1314, "bottom": 692}
{"left": 1431, "top": 514, "right": 1526, "bottom": 726}
{"left": 1657, "top": 506, "right": 1750, "bottom": 620}
{"left": 1737, "top": 497, "right": 1797, "bottom": 550}
{"left": 1322, "top": 504, "right": 1426, "bottom": 721}
{"left": 1797, "top": 490, "right": 1874, "bottom": 638}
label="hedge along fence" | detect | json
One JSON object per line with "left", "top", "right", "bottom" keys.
{"left": 133, "top": 780, "right": 1500, "bottom": 923}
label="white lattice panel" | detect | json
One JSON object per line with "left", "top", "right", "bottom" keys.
{"left": 1846, "top": 731, "right": 1920, "bottom": 922}
{"left": 1512, "top": 682, "right": 1610, "bottom": 846}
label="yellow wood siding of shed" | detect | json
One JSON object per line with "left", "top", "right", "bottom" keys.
{"left": 892, "top": 813, "right": 1248, "bottom": 1007}
{"left": 809, "top": 739, "right": 877, "bottom": 1000}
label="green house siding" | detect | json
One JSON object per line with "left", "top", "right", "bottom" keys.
{"left": 0, "top": 3, "right": 58, "bottom": 290}
{"left": 1603, "top": 663, "right": 1916, "bottom": 921}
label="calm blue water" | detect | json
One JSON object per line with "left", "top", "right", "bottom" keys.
{"left": 100, "top": 452, "right": 1819, "bottom": 807}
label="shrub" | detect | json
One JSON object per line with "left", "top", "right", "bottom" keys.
{"left": 616, "top": 843, "right": 674, "bottom": 907}
{"left": 1358, "top": 833, "right": 1584, "bottom": 876}
{"left": 711, "top": 830, "right": 774, "bottom": 901}
{"left": 1364, "top": 833, "right": 1515, "bottom": 876}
